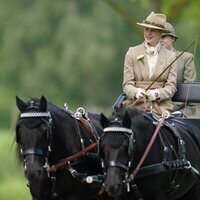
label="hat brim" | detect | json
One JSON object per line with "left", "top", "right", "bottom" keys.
{"left": 137, "top": 22, "right": 170, "bottom": 33}
{"left": 161, "top": 33, "right": 178, "bottom": 39}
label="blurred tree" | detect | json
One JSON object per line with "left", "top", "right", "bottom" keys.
{"left": 0, "top": 0, "right": 130, "bottom": 109}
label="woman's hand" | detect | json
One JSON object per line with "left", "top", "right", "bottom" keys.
{"left": 135, "top": 88, "right": 146, "bottom": 99}
{"left": 146, "top": 89, "right": 160, "bottom": 101}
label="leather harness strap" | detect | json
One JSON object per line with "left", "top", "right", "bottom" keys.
{"left": 47, "top": 142, "right": 98, "bottom": 172}
{"left": 127, "top": 95, "right": 163, "bottom": 116}
{"left": 127, "top": 116, "right": 165, "bottom": 183}
{"left": 79, "top": 117, "right": 94, "bottom": 133}
{"left": 152, "top": 101, "right": 162, "bottom": 115}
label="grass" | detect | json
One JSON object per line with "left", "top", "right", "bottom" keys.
{"left": 0, "top": 129, "right": 31, "bottom": 200}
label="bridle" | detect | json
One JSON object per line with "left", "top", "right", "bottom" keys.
{"left": 16, "top": 103, "right": 53, "bottom": 171}
{"left": 16, "top": 103, "right": 58, "bottom": 198}
{"left": 101, "top": 118, "right": 135, "bottom": 173}
{"left": 16, "top": 101, "right": 104, "bottom": 198}
{"left": 101, "top": 114, "right": 168, "bottom": 194}
{"left": 16, "top": 102, "right": 100, "bottom": 177}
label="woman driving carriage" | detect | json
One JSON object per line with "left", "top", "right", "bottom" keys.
{"left": 122, "top": 12, "right": 177, "bottom": 115}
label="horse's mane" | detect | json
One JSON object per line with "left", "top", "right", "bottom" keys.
{"left": 31, "top": 97, "right": 70, "bottom": 121}
{"left": 112, "top": 107, "right": 143, "bottom": 121}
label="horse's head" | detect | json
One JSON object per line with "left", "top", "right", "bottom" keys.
{"left": 100, "top": 109, "right": 134, "bottom": 197}
{"left": 15, "top": 96, "right": 52, "bottom": 182}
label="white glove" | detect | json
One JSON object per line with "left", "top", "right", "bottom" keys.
{"left": 146, "top": 89, "right": 160, "bottom": 101}
{"left": 135, "top": 88, "right": 145, "bottom": 99}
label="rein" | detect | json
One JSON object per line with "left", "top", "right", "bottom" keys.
{"left": 45, "top": 106, "right": 100, "bottom": 173}
{"left": 127, "top": 115, "right": 165, "bottom": 183}
{"left": 47, "top": 141, "right": 98, "bottom": 172}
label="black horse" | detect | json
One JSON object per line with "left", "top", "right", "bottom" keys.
{"left": 15, "top": 96, "right": 112, "bottom": 200}
{"left": 100, "top": 107, "right": 200, "bottom": 200}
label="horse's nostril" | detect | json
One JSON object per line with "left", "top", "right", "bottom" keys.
{"left": 26, "top": 172, "right": 36, "bottom": 180}
{"left": 25, "top": 168, "right": 43, "bottom": 181}
{"left": 106, "top": 183, "right": 122, "bottom": 197}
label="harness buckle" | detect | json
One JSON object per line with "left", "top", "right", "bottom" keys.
{"left": 162, "top": 111, "right": 170, "bottom": 119}
{"left": 44, "top": 158, "right": 50, "bottom": 177}
{"left": 75, "top": 107, "right": 86, "bottom": 119}
{"left": 127, "top": 182, "right": 130, "bottom": 192}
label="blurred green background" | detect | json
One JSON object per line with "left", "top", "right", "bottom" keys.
{"left": 0, "top": 130, "right": 31, "bottom": 199}
{"left": 0, "top": 0, "right": 200, "bottom": 199}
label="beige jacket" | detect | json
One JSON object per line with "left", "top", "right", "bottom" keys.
{"left": 122, "top": 42, "right": 177, "bottom": 114}
{"left": 174, "top": 50, "right": 198, "bottom": 118}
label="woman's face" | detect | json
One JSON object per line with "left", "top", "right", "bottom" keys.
{"left": 144, "top": 27, "right": 161, "bottom": 46}
{"left": 161, "top": 35, "right": 175, "bottom": 50}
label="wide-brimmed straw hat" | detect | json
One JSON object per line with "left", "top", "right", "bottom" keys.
{"left": 161, "top": 22, "right": 178, "bottom": 39}
{"left": 137, "top": 12, "right": 169, "bottom": 32}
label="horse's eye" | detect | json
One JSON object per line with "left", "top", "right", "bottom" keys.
{"left": 39, "top": 123, "right": 48, "bottom": 134}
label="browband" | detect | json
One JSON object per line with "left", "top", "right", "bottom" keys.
{"left": 104, "top": 127, "right": 133, "bottom": 134}
{"left": 20, "top": 112, "right": 51, "bottom": 118}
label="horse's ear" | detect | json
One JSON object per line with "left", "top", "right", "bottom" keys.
{"left": 39, "top": 96, "right": 47, "bottom": 112}
{"left": 16, "top": 96, "right": 27, "bottom": 112}
{"left": 123, "top": 111, "right": 131, "bottom": 128}
{"left": 100, "top": 113, "right": 110, "bottom": 128}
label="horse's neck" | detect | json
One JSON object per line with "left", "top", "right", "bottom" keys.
{"left": 132, "top": 119, "right": 161, "bottom": 162}
{"left": 50, "top": 110, "right": 100, "bottom": 160}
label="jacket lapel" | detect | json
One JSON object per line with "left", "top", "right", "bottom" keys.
{"left": 150, "top": 46, "right": 167, "bottom": 80}
{"left": 137, "top": 44, "right": 150, "bottom": 80}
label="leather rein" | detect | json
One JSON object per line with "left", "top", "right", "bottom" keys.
{"left": 48, "top": 141, "right": 98, "bottom": 172}
{"left": 127, "top": 115, "right": 165, "bottom": 182}
{"left": 47, "top": 113, "right": 99, "bottom": 172}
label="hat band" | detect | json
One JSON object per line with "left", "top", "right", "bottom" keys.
{"left": 143, "top": 20, "right": 164, "bottom": 28}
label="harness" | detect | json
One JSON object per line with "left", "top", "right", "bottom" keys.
{"left": 17, "top": 103, "right": 102, "bottom": 198}
{"left": 102, "top": 112, "right": 200, "bottom": 199}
